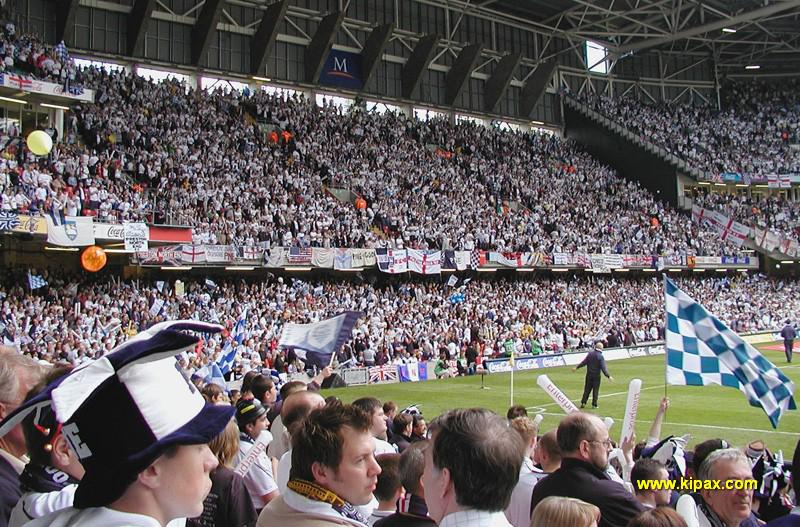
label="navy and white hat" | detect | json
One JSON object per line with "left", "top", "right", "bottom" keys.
{"left": 0, "top": 320, "right": 235, "bottom": 508}
{"left": 641, "top": 434, "right": 690, "bottom": 480}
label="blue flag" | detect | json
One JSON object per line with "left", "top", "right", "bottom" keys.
{"left": 233, "top": 307, "right": 248, "bottom": 346}
{"left": 216, "top": 342, "right": 237, "bottom": 375}
{"left": 664, "top": 276, "right": 796, "bottom": 428}
{"left": 205, "top": 363, "right": 227, "bottom": 391}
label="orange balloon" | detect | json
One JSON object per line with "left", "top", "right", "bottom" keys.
{"left": 81, "top": 245, "right": 107, "bottom": 272}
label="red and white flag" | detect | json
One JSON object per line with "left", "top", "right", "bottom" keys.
{"left": 181, "top": 245, "right": 207, "bottom": 263}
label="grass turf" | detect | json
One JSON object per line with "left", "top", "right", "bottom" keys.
{"left": 325, "top": 342, "right": 800, "bottom": 454}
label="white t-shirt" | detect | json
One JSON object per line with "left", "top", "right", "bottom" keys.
{"left": 24, "top": 506, "right": 169, "bottom": 527}
{"left": 236, "top": 431, "right": 278, "bottom": 509}
{"left": 374, "top": 438, "right": 397, "bottom": 455}
{"left": 10, "top": 485, "right": 187, "bottom": 527}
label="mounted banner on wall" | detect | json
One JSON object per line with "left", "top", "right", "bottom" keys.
{"left": 319, "top": 49, "right": 363, "bottom": 90}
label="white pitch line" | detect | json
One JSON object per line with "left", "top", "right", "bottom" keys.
{"left": 528, "top": 384, "right": 665, "bottom": 411}
{"left": 531, "top": 412, "right": 798, "bottom": 436}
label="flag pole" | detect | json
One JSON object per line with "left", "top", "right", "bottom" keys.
{"left": 663, "top": 274, "right": 669, "bottom": 401}
{"left": 510, "top": 348, "right": 515, "bottom": 407}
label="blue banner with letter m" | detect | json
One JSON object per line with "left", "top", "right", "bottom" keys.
{"left": 320, "top": 50, "right": 363, "bottom": 90}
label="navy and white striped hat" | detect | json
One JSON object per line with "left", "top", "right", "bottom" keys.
{"left": 0, "top": 320, "right": 235, "bottom": 508}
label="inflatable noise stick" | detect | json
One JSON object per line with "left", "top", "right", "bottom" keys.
{"left": 619, "top": 379, "right": 642, "bottom": 447}
{"left": 537, "top": 374, "right": 579, "bottom": 414}
{"left": 603, "top": 417, "right": 615, "bottom": 431}
{"left": 532, "top": 414, "right": 544, "bottom": 427}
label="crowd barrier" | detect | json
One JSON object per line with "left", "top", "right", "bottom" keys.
{"left": 333, "top": 329, "right": 780, "bottom": 387}
{"left": 133, "top": 245, "right": 757, "bottom": 272}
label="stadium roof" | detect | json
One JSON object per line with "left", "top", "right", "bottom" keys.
{"left": 482, "top": 0, "right": 800, "bottom": 76}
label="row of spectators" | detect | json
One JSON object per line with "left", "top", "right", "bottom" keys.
{"left": 569, "top": 79, "right": 799, "bottom": 178}
{"left": 3, "top": 271, "right": 797, "bottom": 368}
{"left": 0, "top": 29, "right": 745, "bottom": 254}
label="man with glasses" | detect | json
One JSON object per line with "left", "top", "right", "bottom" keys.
{"left": 530, "top": 412, "right": 643, "bottom": 527}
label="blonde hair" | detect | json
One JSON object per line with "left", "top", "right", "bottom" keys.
{"left": 510, "top": 416, "right": 539, "bottom": 444}
{"left": 208, "top": 419, "right": 240, "bottom": 467}
{"left": 531, "top": 496, "right": 600, "bottom": 527}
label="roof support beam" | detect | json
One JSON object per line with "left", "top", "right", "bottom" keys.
{"left": 304, "top": 11, "right": 345, "bottom": 83}
{"left": 484, "top": 52, "right": 520, "bottom": 113}
{"left": 191, "top": 0, "right": 226, "bottom": 65}
{"left": 250, "top": 0, "right": 288, "bottom": 75}
{"left": 445, "top": 43, "right": 483, "bottom": 106}
{"left": 127, "top": 0, "right": 157, "bottom": 56}
{"left": 360, "top": 23, "right": 394, "bottom": 89}
{"left": 401, "top": 34, "right": 439, "bottom": 99}
{"left": 617, "top": 0, "right": 800, "bottom": 54}
{"left": 519, "top": 60, "right": 556, "bottom": 118}
{"left": 56, "top": 0, "right": 80, "bottom": 44}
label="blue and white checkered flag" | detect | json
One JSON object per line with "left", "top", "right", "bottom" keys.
{"left": 27, "top": 271, "right": 48, "bottom": 290}
{"left": 54, "top": 41, "right": 69, "bottom": 61}
{"left": 664, "top": 276, "right": 796, "bottom": 428}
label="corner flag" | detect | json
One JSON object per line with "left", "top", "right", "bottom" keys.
{"left": 664, "top": 276, "right": 796, "bottom": 428}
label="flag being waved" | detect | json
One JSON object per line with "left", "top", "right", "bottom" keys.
{"left": 27, "top": 271, "right": 48, "bottom": 290}
{"left": 278, "top": 311, "right": 363, "bottom": 369}
{"left": 664, "top": 276, "right": 796, "bottom": 428}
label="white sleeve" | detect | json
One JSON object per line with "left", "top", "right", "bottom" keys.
{"left": 9, "top": 486, "right": 77, "bottom": 527}
{"left": 676, "top": 494, "right": 701, "bottom": 527}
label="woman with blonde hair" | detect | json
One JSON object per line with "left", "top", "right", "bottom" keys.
{"left": 531, "top": 496, "right": 601, "bottom": 527}
{"left": 628, "top": 507, "right": 688, "bottom": 527}
{"left": 187, "top": 419, "right": 258, "bottom": 527}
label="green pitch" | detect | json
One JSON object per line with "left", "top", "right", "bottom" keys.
{"left": 325, "top": 342, "right": 800, "bottom": 454}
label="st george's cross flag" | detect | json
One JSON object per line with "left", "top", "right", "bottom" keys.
{"left": 664, "top": 276, "right": 796, "bottom": 428}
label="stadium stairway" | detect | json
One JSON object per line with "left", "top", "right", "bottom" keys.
{"left": 562, "top": 95, "right": 706, "bottom": 182}
{"left": 561, "top": 94, "right": 688, "bottom": 206}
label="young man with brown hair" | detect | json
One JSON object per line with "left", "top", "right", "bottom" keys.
{"left": 257, "top": 403, "right": 381, "bottom": 527}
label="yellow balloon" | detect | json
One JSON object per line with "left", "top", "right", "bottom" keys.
{"left": 26, "top": 130, "right": 53, "bottom": 156}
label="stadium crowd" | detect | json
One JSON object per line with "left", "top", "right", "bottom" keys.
{"left": 0, "top": 30, "right": 747, "bottom": 255}
{"left": 689, "top": 188, "right": 800, "bottom": 248}
{"left": 0, "top": 17, "right": 798, "bottom": 527}
{"left": 3, "top": 271, "right": 799, "bottom": 369}
{"left": 569, "top": 79, "right": 800, "bottom": 179}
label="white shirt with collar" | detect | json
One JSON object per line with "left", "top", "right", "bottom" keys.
{"left": 504, "top": 457, "right": 547, "bottom": 527}
{"left": 0, "top": 448, "right": 26, "bottom": 475}
{"left": 440, "top": 510, "right": 512, "bottom": 527}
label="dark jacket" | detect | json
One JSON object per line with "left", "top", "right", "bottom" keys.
{"left": 187, "top": 466, "right": 257, "bottom": 527}
{"left": 576, "top": 350, "right": 611, "bottom": 378}
{"left": 781, "top": 325, "right": 796, "bottom": 341}
{"left": 766, "top": 510, "right": 800, "bottom": 527}
{"left": 373, "top": 513, "right": 437, "bottom": 527}
{"left": 389, "top": 434, "right": 412, "bottom": 454}
{"left": 530, "top": 458, "right": 644, "bottom": 527}
{"left": 374, "top": 494, "right": 436, "bottom": 527}
{"left": 0, "top": 455, "right": 21, "bottom": 527}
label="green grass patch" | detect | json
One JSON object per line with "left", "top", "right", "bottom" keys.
{"left": 326, "top": 343, "right": 800, "bottom": 454}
